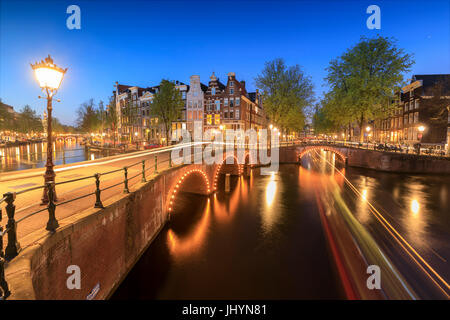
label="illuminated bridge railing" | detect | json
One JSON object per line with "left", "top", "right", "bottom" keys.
{"left": 0, "top": 140, "right": 300, "bottom": 299}
{"left": 0, "top": 146, "right": 187, "bottom": 300}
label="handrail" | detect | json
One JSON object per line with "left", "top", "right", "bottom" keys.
{"left": 0, "top": 143, "right": 221, "bottom": 299}
{"left": 0, "top": 140, "right": 338, "bottom": 299}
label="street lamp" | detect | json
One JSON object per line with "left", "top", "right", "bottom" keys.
{"left": 31, "top": 55, "right": 67, "bottom": 204}
{"left": 365, "top": 126, "right": 371, "bottom": 148}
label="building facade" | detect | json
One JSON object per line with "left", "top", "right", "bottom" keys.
{"left": 114, "top": 81, "right": 189, "bottom": 144}
{"left": 204, "top": 72, "right": 266, "bottom": 133}
{"left": 186, "top": 75, "right": 207, "bottom": 137}
{"left": 374, "top": 74, "right": 450, "bottom": 146}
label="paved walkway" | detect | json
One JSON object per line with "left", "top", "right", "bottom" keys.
{"left": 0, "top": 145, "right": 180, "bottom": 249}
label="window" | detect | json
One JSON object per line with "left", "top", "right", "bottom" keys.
{"left": 211, "top": 87, "right": 216, "bottom": 95}
{"left": 224, "top": 98, "right": 228, "bottom": 106}
{"left": 235, "top": 97, "right": 240, "bottom": 106}
{"left": 415, "top": 100, "right": 419, "bottom": 109}
{"left": 215, "top": 100, "right": 220, "bottom": 111}
{"left": 230, "top": 88, "right": 234, "bottom": 94}
{"left": 182, "top": 92, "right": 186, "bottom": 99}
{"left": 230, "top": 111, "right": 233, "bottom": 119}
{"left": 404, "top": 103, "right": 408, "bottom": 112}
{"left": 214, "top": 114, "right": 220, "bottom": 124}
{"left": 207, "top": 114, "right": 212, "bottom": 125}
{"left": 235, "top": 109, "right": 240, "bottom": 119}
{"left": 409, "top": 113, "right": 413, "bottom": 124}
{"left": 224, "top": 112, "right": 228, "bottom": 119}
{"left": 414, "top": 112, "right": 419, "bottom": 123}
{"left": 230, "top": 98, "right": 234, "bottom": 107}
{"left": 230, "top": 81, "right": 234, "bottom": 87}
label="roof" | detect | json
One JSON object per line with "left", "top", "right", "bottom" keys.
{"left": 0, "top": 102, "right": 14, "bottom": 113}
{"left": 248, "top": 92, "right": 257, "bottom": 102}
{"left": 200, "top": 83, "right": 208, "bottom": 92}
{"left": 412, "top": 74, "right": 450, "bottom": 94}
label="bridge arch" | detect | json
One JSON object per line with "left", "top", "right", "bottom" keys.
{"left": 298, "top": 146, "right": 347, "bottom": 163}
{"left": 212, "top": 154, "right": 245, "bottom": 191}
{"left": 167, "top": 168, "right": 211, "bottom": 214}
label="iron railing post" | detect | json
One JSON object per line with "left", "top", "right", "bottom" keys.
{"left": 46, "top": 182, "right": 59, "bottom": 232}
{"left": 154, "top": 156, "right": 158, "bottom": 174}
{"left": 3, "top": 192, "right": 20, "bottom": 260}
{"left": 0, "top": 204, "right": 3, "bottom": 258}
{"left": 94, "top": 173, "right": 104, "bottom": 208}
{"left": 0, "top": 256, "right": 10, "bottom": 300}
{"left": 123, "top": 167, "right": 129, "bottom": 193}
{"left": 168, "top": 153, "right": 172, "bottom": 168}
{"left": 141, "top": 160, "right": 146, "bottom": 183}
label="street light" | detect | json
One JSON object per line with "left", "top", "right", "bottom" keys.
{"left": 418, "top": 125, "right": 425, "bottom": 133}
{"left": 365, "top": 126, "right": 371, "bottom": 148}
{"left": 31, "top": 55, "right": 67, "bottom": 204}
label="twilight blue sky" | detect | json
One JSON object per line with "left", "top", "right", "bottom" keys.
{"left": 1, "top": 0, "right": 449, "bottom": 126}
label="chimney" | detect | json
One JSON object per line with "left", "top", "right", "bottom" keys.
{"left": 240, "top": 80, "right": 245, "bottom": 88}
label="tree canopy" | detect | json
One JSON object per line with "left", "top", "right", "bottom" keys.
{"left": 76, "top": 99, "right": 101, "bottom": 133}
{"left": 151, "top": 80, "right": 185, "bottom": 145}
{"left": 255, "top": 58, "right": 314, "bottom": 133}
{"left": 17, "top": 105, "right": 43, "bottom": 133}
{"left": 323, "top": 35, "right": 414, "bottom": 141}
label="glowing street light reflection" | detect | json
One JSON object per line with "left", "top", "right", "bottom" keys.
{"left": 411, "top": 199, "right": 420, "bottom": 215}
{"left": 265, "top": 172, "right": 277, "bottom": 206}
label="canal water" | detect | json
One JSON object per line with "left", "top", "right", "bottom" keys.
{"left": 0, "top": 141, "right": 105, "bottom": 172}
{"left": 111, "top": 151, "right": 450, "bottom": 299}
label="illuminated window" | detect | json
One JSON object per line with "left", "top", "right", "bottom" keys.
{"left": 215, "top": 114, "right": 220, "bottom": 124}
{"left": 207, "top": 114, "right": 212, "bottom": 125}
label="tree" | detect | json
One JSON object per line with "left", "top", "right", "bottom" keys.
{"left": 255, "top": 58, "right": 314, "bottom": 133}
{"left": 0, "top": 103, "right": 14, "bottom": 131}
{"left": 106, "top": 96, "right": 119, "bottom": 147}
{"left": 17, "top": 105, "right": 43, "bottom": 133}
{"left": 324, "top": 36, "right": 414, "bottom": 141}
{"left": 151, "top": 80, "right": 185, "bottom": 145}
{"left": 77, "top": 99, "right": 100, "bottom": 134}
{"left": 312, "top": 102, "right": 340, "bottom": 135}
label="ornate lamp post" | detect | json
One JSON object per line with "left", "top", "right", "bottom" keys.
{"left": 31, "top": 55, "right": 67, "bottom": 204}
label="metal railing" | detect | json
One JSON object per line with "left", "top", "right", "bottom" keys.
{"left": 0, "top": 145, "right": 181, "bottom": 299}
{"left": 0, "top": 141, "right": 302, "bottom": 299}
{"left": 303, "top": 140, "right": 450, "bottom": 159}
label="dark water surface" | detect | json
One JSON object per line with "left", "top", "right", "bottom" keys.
{"left": 112, "top": 151, "right": 450, "bottom": 299}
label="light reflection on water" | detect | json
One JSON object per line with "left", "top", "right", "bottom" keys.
{"left": 113, "top": 150, "right": 450, "bottom": 299}
{"left": 0, "top": 141, "right": 105, "bottom": 172}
